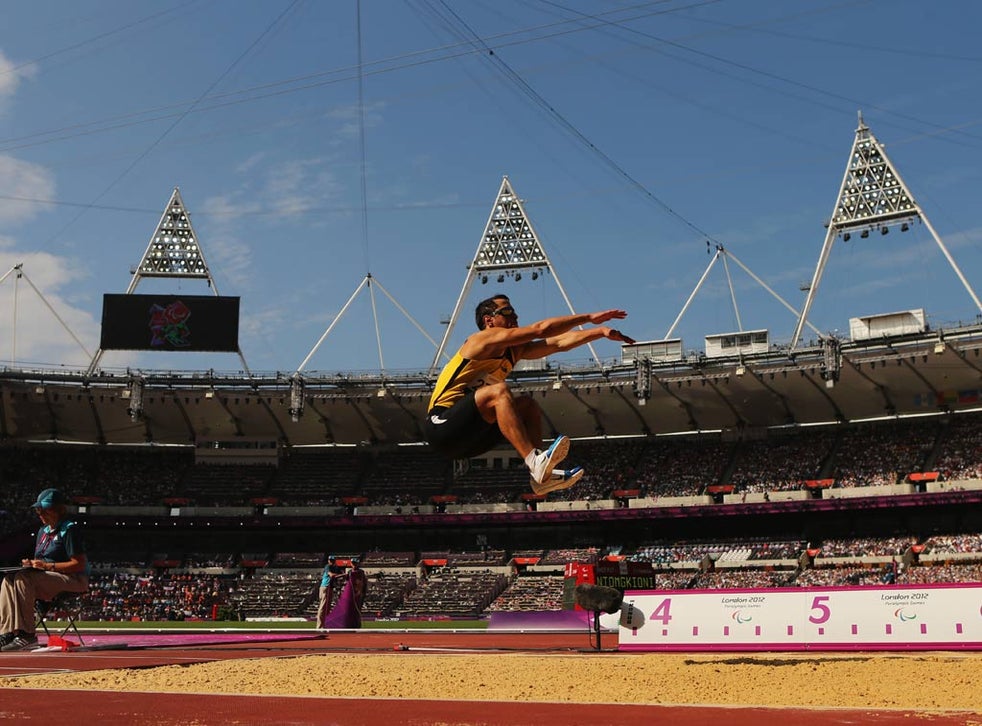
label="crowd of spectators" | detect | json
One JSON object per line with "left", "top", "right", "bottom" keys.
{"left": 182, "top": 553, "right": 239, "bottom": 569}
{"left": 549, "top": 440, "right": 647, "bottom": 502}
{"left": 689, "top": 569, "right": 795, "bottom": 589}
{"left": 817, "top": 536, "right": 915, "bottom": 558}
{"left": 21, "top": 528, "right": 981, "bottom": 623}
{"left": 486, "top": 574, "right": 565, "bottom": 611}
{"left": 540, "top": 547, "right": 600, "bottom": 565}
{"left": 794, "top": 564, "right": 895, "bottom": 588}
{"left": 1, "top": 413, "right": 981, "bottom": 521}
{"left": 832, "top": 420, "right": 936, "bottom": 487}
{"left": 729, "top": 429, "right": 836, "bottom": 492}
{"left": 226, "top": 571, "right": 314, "bottom": 619}
{"left": 80, "top": 571, "right": 235, "bottom": 621}
{"left": 901, "top": 562, "right": 982, "bottom": 583}
{"left": 933, "top": 416, "right": 982, "bottom": 481}
{"left": 2, "top": 413, "right": 981, "bottom": 621}
{"left": 358, "top": 571, "right": 418, "bottom": 618}
{"left": 395, "top": 568, "right": 507, "bottom": 618}
{"left": 924, "top": 533, "right": 982, "bottom": 554}
{"left": 634, "top": 437, "right": 730, "bottom": 497}
{"left": 630, "top": 539, "right": 805, "bottom": 564}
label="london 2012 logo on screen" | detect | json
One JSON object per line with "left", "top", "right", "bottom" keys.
{"left": 149, "top": 300, "right": 192, "bottom": 348}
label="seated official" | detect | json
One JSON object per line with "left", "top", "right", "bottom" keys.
{"left": 0, "top": 488, "right": 90, "bottom": 652}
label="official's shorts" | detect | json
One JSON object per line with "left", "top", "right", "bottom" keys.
{"left": 423, "top": 389, "right": 504, "bottom": 459}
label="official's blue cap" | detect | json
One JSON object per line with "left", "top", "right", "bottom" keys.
{"left": 31, "top": 488, "right": 67, "bottom": 510}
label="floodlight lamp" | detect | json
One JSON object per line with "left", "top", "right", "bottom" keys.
{"left": 497, "top": 275, "right": 505, "bottom": 283}
{"left": 860, "top": 229, "right": 870, "bottom": 238}
{"left": 531, "top": 271, "right": 539, "bottom": 280}
{"left": 842, "top": 232, "right": 851, "bottom": 241}
{"left": 514, "top": 273, "right": 521, "bottom": 281}
{"left": 481, "top": 275, "right": 488, "bottom": 284}
{"left": 881, "top": 226, "right": 889, "bottom": 235}
{"left": 901, "top": 223, "right": 909, "bottom": 232}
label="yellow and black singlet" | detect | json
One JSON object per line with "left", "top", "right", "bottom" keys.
{"left": 427, "top": 348, "right": 517, "bottom": 412}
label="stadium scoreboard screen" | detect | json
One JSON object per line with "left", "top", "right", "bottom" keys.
{"left": 100, "top": 294, "right": 240, "bottom": 352}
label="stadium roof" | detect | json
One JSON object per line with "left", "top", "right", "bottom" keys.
{"left": 3, "top": 323, "right": 980, "bottom": 447}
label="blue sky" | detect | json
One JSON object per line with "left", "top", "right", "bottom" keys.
{"left": 1, "top": 0, "right": 981, "bottom": 375}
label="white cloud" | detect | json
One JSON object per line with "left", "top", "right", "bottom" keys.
{"left": 0, "top": 250, "right": 100, "bottom": 368}
{"left": 326, "top": 101, "right": 385, "bottom": 144}
{"left": 0, "top": 155, "right": 56, "bottom": 224}
{"left": 235, "top": 152, "right": 267, "bottom": 175}
{"left": 198, "top": 153, "right": 345, "bottom": 291}
{"left": 199, "top": 193, "right": 258, "bottom": 290}
{"left": 0, "top": 49, "right": 36, "bottom": 109}
{"left": 264, "top": 157, "right": 344, "bottom": 216}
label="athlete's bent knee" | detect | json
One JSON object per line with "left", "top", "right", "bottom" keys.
{"left": 480, "top": 381, "right": 513, "bottom": 404}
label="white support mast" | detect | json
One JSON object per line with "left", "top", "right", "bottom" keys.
{"left": 294, "top": 273, "right": 444, "bottom": 376}
{"left": 1, "top": 263, "right": 93, "bottom": 365}
{"left": 665, "top": 244, "right": 824, "bottom": 342}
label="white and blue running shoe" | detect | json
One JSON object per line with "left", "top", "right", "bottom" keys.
{"left": 531, "top": 466, "right": 584, "bottom": 495}
{"left": 529, "top": 435, "right": 570, "bottom": 485}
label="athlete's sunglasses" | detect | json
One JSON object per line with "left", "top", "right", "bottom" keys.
{"left": 491, "top": 306, "right": 516, "bottom": 318}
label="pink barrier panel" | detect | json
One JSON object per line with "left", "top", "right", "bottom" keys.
{"left": 619, "top": 583, "right": 982, "bottom": 652}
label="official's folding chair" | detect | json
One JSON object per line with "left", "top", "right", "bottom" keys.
{"left": 35, "top": 591, "right": 87, "bottom": 647}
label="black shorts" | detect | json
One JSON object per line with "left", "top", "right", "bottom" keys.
{"left": 423, "top": 389, "right": 504, "bottom": 459}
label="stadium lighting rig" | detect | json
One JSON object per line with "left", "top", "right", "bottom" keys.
{"left": 820, "top": 336, "right": 842, "bottom": 388}
{"left": 288, "top": 376, "right": 305, "bottom": 423}
{"left": 125, "top": 376, "right": 144, "bottom": 421}
{"left": 137, "top": 192, "right": 210, "bottom": 279}
{"left": 633, "top": 357, "right": 652, "bottom": 405}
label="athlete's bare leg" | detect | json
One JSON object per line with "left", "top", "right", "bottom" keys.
{"left": 514, "top": 395, "right": 542, "bottom": 450}
{"left": 474, "top": 382, "right": 540, "bottom": 458}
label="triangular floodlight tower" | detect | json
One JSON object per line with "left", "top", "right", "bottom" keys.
{"left": 431, "top": 176, "right": 600, "bottom": 373}
{"left": 790, "top": 112, "right": 982, "bottom": 353}
{"left": 85, "top": 187, "right": 252, "bottom": 376}
{"left": 127, "top": 187, "right": 212, "bottom": 286}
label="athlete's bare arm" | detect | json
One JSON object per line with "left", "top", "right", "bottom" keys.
{"left": 521, "top": 326, "right": 636, "bottom": 360}
{"left": 461, "top": 309, "right": 630, "bottom": 360}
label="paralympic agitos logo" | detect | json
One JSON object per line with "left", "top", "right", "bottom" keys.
{"left": 893, "top": 607, "right": 917, "bottom": 622}
{"left": 731, "top": 611, "right": 752, "bottom": 624}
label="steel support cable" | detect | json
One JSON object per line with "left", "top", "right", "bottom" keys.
{"left": 541, "top": 0, "right": 982, "bottom": 145}
{"left": 432, "top": 0, "right": 718, "bottom": 246}
{"left": 0, "top": 1, "right": 708, "bottom": 153}
{"left": 39, "top": 0, "right": 305, "bottom": 250}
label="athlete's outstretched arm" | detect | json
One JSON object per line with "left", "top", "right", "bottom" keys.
{"left": 464, "top": 309, "right": 630, "bottom": 359}
{"left": 522, "top": 326, "right": 636, "bottom": 360}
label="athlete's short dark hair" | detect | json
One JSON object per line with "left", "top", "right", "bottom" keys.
{"left": 475, "top": 294, "right": 510, "bottom": 330}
